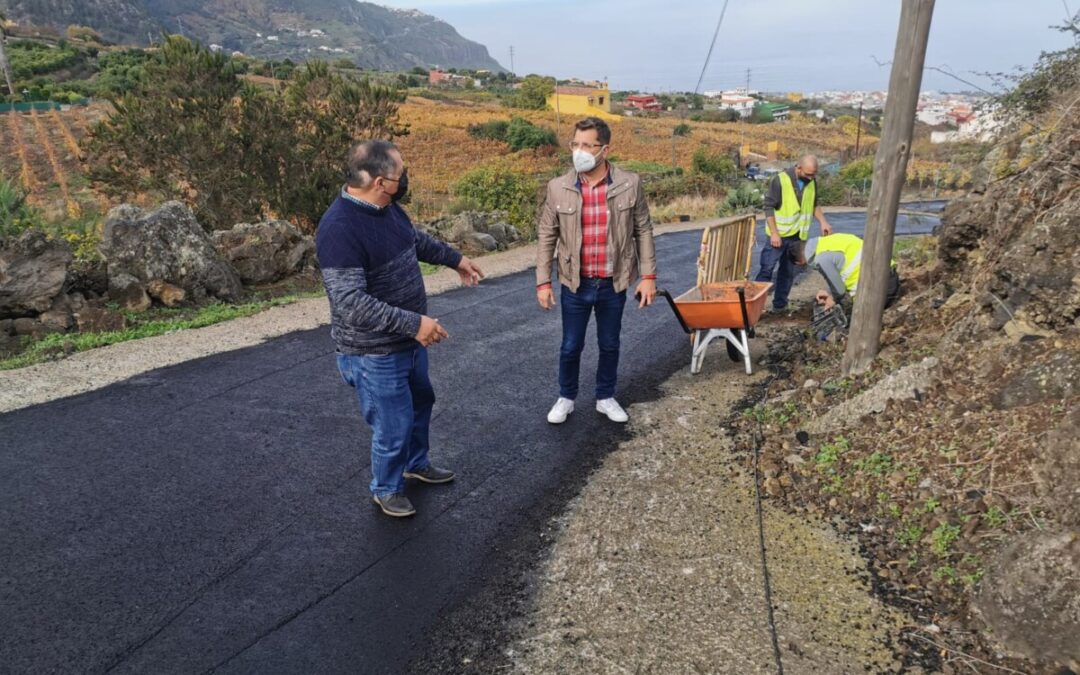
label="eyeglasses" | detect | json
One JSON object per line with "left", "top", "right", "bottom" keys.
{"left": 569, "top": 141, "right": 605, "bottom": 151}
{"left": 380, "top": 167, "right": 406, "bottom": 182}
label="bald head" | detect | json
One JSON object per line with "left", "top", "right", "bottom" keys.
{"left": 796, "top": 154, "right": 819, "bottom": 181}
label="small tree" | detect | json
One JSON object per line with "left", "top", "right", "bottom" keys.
{"left": 87, "top": 37, "right": 408, "bottom": 230}
{"left": 508, "top": 74, "right": 554, "bottom": 110}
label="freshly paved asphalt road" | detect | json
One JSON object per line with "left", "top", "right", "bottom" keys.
{"left": 1, "top": 210, "right": 939, "bottom": 674}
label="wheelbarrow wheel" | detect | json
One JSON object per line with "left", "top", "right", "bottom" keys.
{"left": 726, "top": 335, "right": 741, "bottom": 362}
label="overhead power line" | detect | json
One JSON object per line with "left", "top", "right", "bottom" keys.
{"left": 692, "top": 0, "right": 731, "bottom": 96}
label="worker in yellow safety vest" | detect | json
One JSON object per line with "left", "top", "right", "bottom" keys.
{"left": 756, "top": 155, "right": 833, "bottom": 311}
{"left": 794, "top": 233, "right": 901, "bottom": 310}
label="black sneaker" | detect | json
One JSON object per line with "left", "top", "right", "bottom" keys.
{"left": 373, "top": 493, "right": 416, "bottom": 517}
{"left": 402, "top": 465, "right": 455, "bottom": 484}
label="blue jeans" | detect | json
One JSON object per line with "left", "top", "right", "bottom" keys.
{"left": 336, "top": 347, "right": 434, "bottom": 498}
{"left": 756, "top": 235, "right": 803, "bottom": 310}
{"left": 559, "top": 278, "right": 627, "bottom": 400}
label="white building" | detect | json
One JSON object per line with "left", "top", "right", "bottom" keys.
{"left": 931, "top": 109, "right": 1005, "bottom": 143}
{"left": 917, "top": 106, "right": 950, "bottom": 126}
{"left": 718, "top": 91, "right": 755, "bottom": 118}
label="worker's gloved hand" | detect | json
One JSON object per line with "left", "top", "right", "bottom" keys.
{"left": 815, "top": 290, "right": 835, "bottom": 309}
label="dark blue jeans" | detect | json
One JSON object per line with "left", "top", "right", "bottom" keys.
{"left": 756, "top": 235, "right": 804, "bottom": 310}
{"left": 336, "top": 347, "right": 434, "bottom": 498}
{"left": 559, "top": 278, "right": 627, "bottom": 400}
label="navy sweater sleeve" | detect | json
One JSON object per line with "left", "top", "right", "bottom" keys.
{"left": 316, "top": 197, "right": 434, "bottom": 354}
{"left": 415, "top": 228, "right": 463, "bottom": 268}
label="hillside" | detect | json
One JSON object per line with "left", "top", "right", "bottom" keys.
{"left": 0, "top": 0, "right": 505, "bottom": 71}
{"left": 740, "top": 58, "right": 1080, "bottom": 671}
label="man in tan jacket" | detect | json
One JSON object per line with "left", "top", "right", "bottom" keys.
{"left": 536, "top": 117, "right": 657, "bottom": 424}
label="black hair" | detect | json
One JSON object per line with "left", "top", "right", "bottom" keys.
{"left": 345, "top": 140, "right": 399, "bottom": 188}
{"left": 573, "top": 117, "right": 611, "bottom": 145}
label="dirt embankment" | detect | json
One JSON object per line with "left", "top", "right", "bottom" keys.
{"left": 740, "top": 89, "right": 1080, "bottom": 673}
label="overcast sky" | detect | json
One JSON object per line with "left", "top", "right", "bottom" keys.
{"left": 377, "top": 0, "right": 1078, "bottom": 93}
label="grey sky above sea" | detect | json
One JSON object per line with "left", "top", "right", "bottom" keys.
{"left": 377, "top": 0, "right": 1077, "bottom": 94}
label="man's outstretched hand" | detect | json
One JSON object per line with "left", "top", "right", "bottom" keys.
{"left": 415, "top": 315, "right": 448, "bottom": 347}
{"left": 457, "top": 257, "right": 484, "bottom": 287}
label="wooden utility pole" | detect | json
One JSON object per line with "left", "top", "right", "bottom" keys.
{"left": 842, "top": 0, "right": 935, "bottom": 375}
{"left": 855, "top": 100, "right": 864, "bottom": 156}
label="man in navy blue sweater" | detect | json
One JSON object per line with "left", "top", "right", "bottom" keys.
{"left": 317, "top": 139, "right": 484, "bottom": 518}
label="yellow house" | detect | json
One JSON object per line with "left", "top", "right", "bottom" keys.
{"left": 546, "top": 85, "right": 620, "bottom": 121}
{"left": 787, "top": 92, "right": 804, "bottom": 103}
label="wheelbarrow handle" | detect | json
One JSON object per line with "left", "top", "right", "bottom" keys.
{"left": 648, "top": 289, "right": 692, "bottom": 334}
{"left": 736, "top": 286, "right": 754, "bottom": 338}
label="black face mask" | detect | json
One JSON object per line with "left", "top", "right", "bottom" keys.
{"left": 390, "top": 168, "right": 409, "bottom": 203}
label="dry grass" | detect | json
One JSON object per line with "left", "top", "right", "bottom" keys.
{"left": 649, "top": 194, "right": 725, "bottom": 223}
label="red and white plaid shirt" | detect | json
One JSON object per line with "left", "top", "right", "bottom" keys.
{"left": 536, "top": 163, "right": 656, "bottom": 290}
{"left": 579, "top": 169, "right": 612, "bottom": 278}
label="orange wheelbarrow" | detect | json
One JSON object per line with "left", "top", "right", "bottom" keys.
{"left": 655, "top": 280, "right": 773, "bottom": 375}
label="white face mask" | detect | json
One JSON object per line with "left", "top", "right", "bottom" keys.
{"left": 573, "top": 148, "right": 601, "bottom": 173}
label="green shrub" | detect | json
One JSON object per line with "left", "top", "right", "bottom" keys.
{"left": 8, "top": 41, "right": 81, "bottom": 79}
{"left": 689, "top": 109, "right": 740, "bottom": 123}
{"left": 618, "top": 160, "right": 680, "bottom": 176}
{"left": 452, "top": 164, "right": 540, "bottom": 236}
{"left": 722, "top": 182, "right": 764, "bottom": 213}
{"left": 673, "top": 122, "right": 692, "bottom": 137}
{"left": 691, "top": 147, "right": 737, "bottom": 182}
{"left": 505, "top": 117, "right": 557, "bottom": 151}
{"left": 0, "top": 174, "right": 45, "bottom": 238}
{"left": 468, "top": 117, "right": 556, "bottom": 152}
{"left": 467, "top": 119, "right": 510, "bottom": 142}
{"left": 838, "top": 156, "right": 874, "bottom": 186}
{"left": 813, "top": 174, "right": 849, "bottom": 206}
{"left": 644, "top": 173, "right": 723, "bottom": 204}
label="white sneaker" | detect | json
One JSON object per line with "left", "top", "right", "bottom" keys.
{"left": 596, "top": 398, "right": 629, "bottom": 423}
{"left": 547, "top": 397, "right": 575, "bottom": 424}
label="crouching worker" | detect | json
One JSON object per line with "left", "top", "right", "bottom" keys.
{"left": 794, "top": 233, "right": 900, "bottom": 313}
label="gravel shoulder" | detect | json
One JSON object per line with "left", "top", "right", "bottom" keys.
{"left": 503, "top": 284, "right": 921, "bottom": 674}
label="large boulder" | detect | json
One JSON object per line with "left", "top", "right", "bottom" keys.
{"left": 421, "top": 211, "right": 520, "bottom": 252}
{"left": 74, "top": 307, "right": 126, "bottom": 333}
{"left": 976, "top": 530, "right": 1080, "bottom": 668}
{"left": 101, "top": 202, "right": 242, "bottom": 302}
{"left": 65, "top": 260, "right": 108, "bottom": 298}
{"left": 0, "top": 230, "right": 72, "bottom": 318}
{"left": 211, "top": 220, "right": 315, "bottom": 285}
{"left": 458, "top": 232, "right": 498, "bottom": 256}
{"left": 108, "top": 272, "right": 151, "bottom": 312}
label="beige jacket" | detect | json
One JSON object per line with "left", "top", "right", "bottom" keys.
{"left": 535, "top": 163, "right": 657, "bottom": 293}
